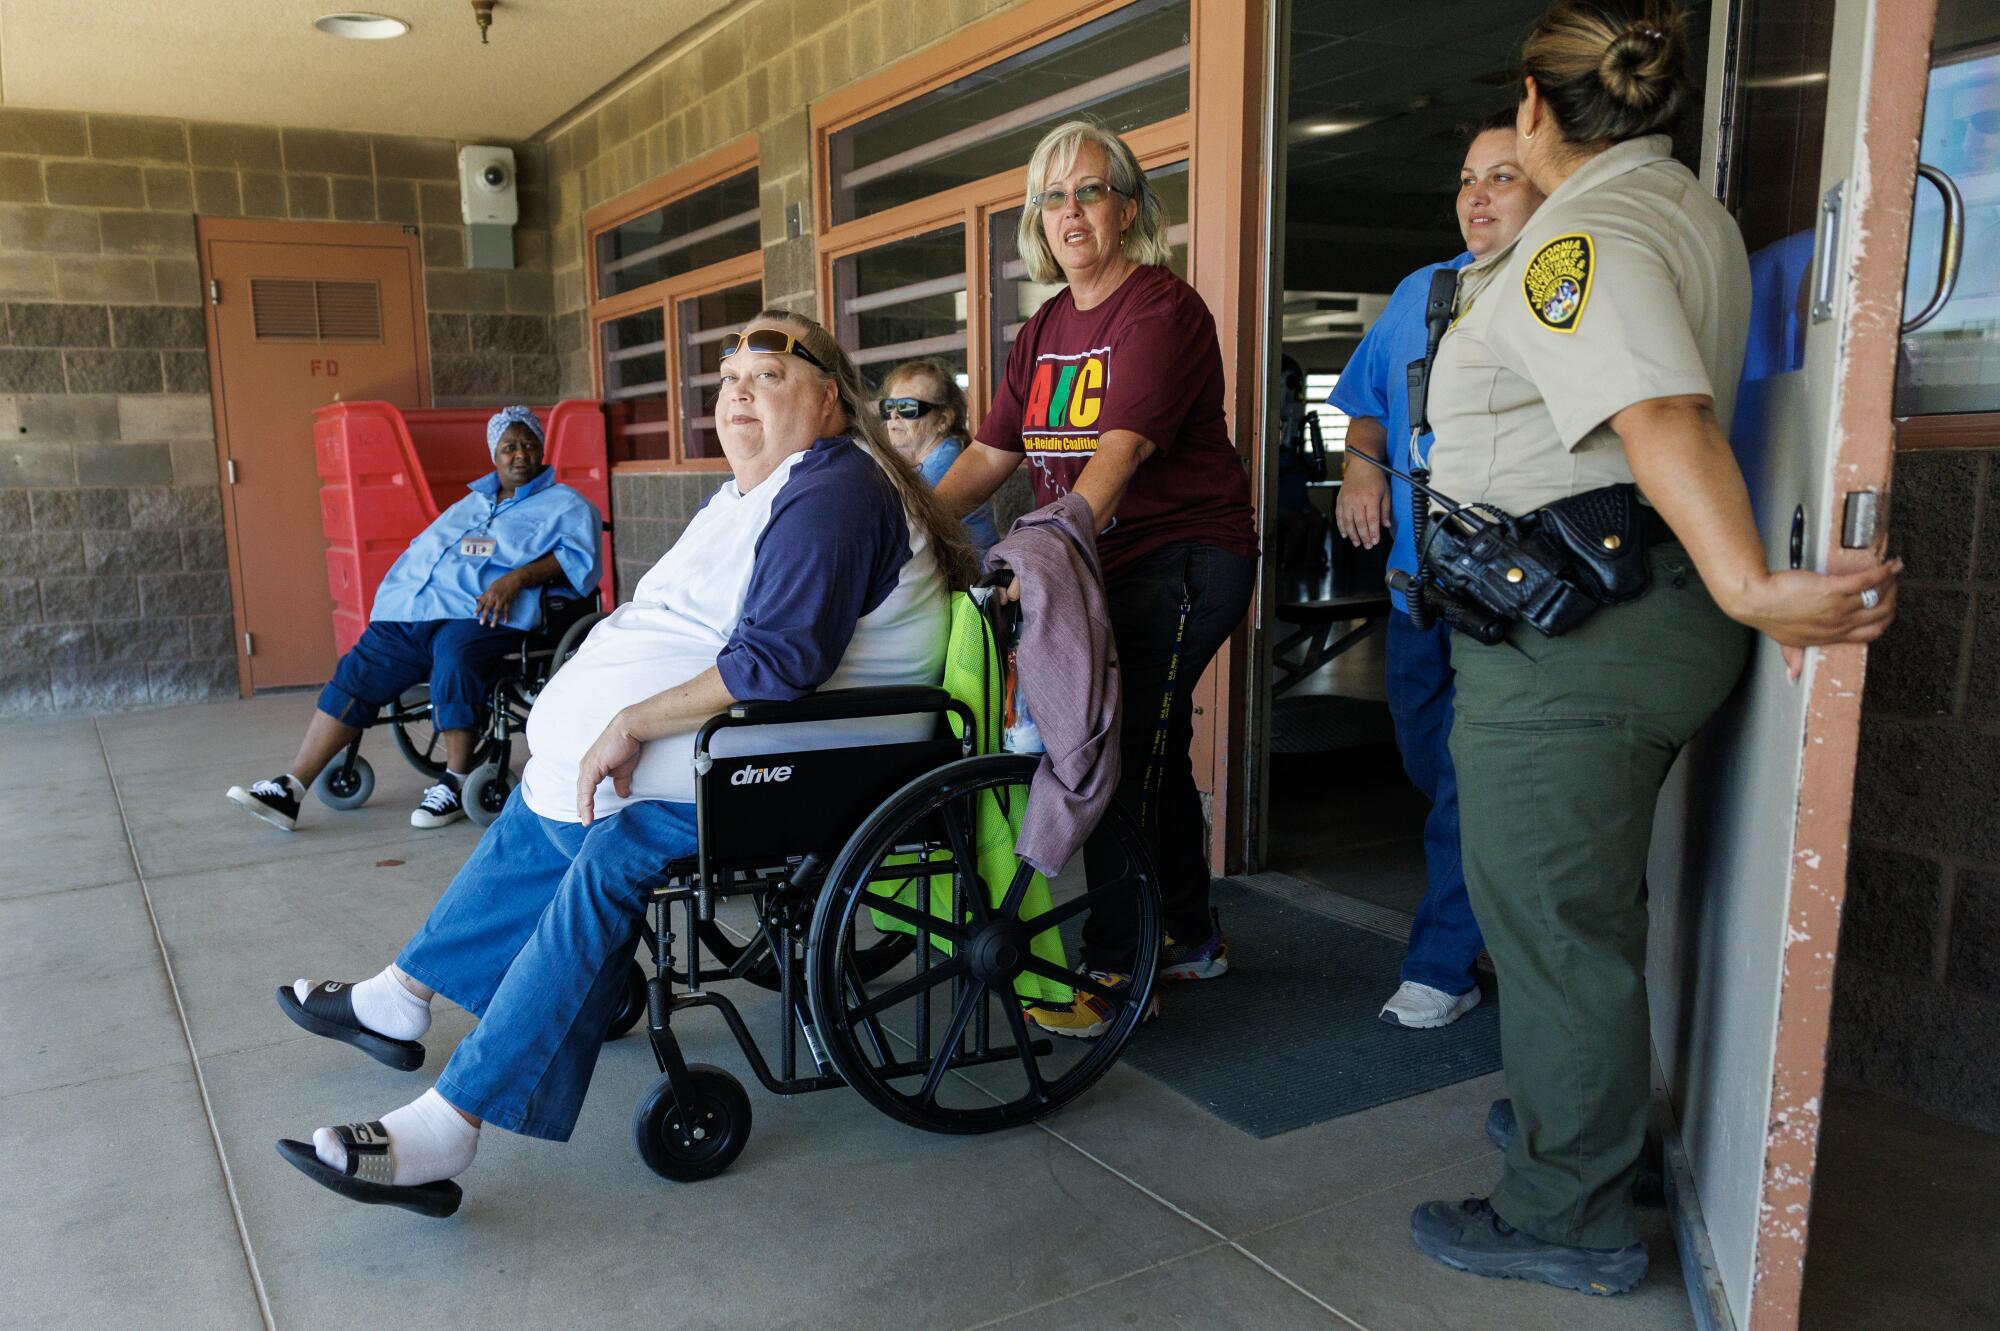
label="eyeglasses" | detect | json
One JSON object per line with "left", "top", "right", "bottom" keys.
{"left": 1028, "top": 182, "right": 1127, "bottom": 212}
{"left": 878, "top": 397, "right": 942, "bottom": 421}
{"left": 721, "top": 327, "right": 829, "bottom": 372}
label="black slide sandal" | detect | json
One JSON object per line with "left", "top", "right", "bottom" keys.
{"left": 276, "top": 1126, "right": 462, "bottom": 1219}
{"left": 277, "top": 982, "right": 425, "bottom": 1071}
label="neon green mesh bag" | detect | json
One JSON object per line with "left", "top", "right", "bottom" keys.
{"left": 865, "top": 590, "right": 1072, "bottom": 1005}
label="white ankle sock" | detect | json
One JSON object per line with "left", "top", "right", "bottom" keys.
{"left": 313, "top": 1087, "right": 479, "bottom": 1186}
{"left": 294, "top": 967, "right": 430, "bottom": 1042}
{"left": 281, "top": 773, "right": 306, "bottom": 800}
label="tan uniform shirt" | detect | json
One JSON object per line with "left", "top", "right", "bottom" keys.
{"left": 1426, "top": 135, "right": 1752, "bottom": 515}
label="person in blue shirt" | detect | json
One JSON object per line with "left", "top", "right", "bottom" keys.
{"left": 878, "top": 358, "right": 1001, "bottom": 556}
{"left": 1329, "top": 110, "right": 1545, "bottom": 1030}
{"left": 227, "top": 405, "right": 602, "bottom": 833}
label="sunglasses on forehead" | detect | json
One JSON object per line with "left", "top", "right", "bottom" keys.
{"left": 721, "top": 327, "right": 829, "bottom": 372}
{"left": 878, "top": 397, "right": 942, "bottom": 420}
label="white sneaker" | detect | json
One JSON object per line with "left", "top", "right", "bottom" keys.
{"left": 1379, "top": 981, "right": 1481, "bottom": 1029}
{"left": 410, "top": 782, "right": 466, "bottom": 829}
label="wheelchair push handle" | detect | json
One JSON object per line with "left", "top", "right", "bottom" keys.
{"left": 694, "top": 685, "right": 973, "bottom": 757}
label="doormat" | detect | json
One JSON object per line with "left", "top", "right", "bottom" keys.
{"left": 1119, "top": 878, "right": 1501, "bottom": 1138}
{"left": 1269, "top": 694, "right": 1396, "bottom": 754}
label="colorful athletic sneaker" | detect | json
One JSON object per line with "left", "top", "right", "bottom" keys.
{"left": 1024, "top": 971, "right": 1159, "bottom": 1040}
{"left": 1160, "top": 910, "right": 1228, "bottom": 981}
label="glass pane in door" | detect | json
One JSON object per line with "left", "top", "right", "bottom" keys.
{"left": 1896, "top": 2, "right": 2000, "bottom": 417}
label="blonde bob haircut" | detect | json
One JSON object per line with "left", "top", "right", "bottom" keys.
{"left": 1016, "top": 120, "right": 1172, "bottom": 286}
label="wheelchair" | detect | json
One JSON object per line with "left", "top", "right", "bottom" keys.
{"left": 311, "top": 586, "right": 605, "bottom": 826}
{"left": 614, "top": 591, "right": 1164, "bottom": 1182}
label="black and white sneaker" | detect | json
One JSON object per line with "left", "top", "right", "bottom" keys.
{"left": 410, "top": 782, "right": 465, "bottom": 829}
{"left": 227, "top": 775, "right": 302, "bottom": 832}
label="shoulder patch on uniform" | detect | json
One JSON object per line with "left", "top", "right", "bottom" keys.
{"left": 1522, "top": 232, "right": 1594, "bottom": 333}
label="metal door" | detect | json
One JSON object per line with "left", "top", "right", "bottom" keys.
{"left": 1647, "top": 4, "right": 1936, "bottom": 1328}
{"left": 199, "top": 221, "right": 427, "bottom": 690}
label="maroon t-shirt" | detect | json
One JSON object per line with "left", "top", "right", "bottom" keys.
{"left": 978, "top": 264, "right": 1257, "bottom": 580}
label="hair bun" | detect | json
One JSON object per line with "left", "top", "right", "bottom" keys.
{"left": 1598, "top": 17, "right": 1679, "bottom": 110}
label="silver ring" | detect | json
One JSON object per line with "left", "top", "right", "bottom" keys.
{"left": 1860, "top": 587, "right": 1881, "bottom": 610}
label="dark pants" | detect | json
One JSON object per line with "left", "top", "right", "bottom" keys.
{"left": 1082, "top": 541, "right": 1258, "bottom": 969}
{"left": 317, "top": 618, "right": 518, "bottom": 734}
{"left": 1449, "top": 545, "right": 1751, "bottom": 1247}
{"left": 1384, "top": 615, "right": 1483, "bottom": 994}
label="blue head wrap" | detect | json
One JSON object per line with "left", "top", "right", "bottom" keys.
{"left": 487, "top": 405, "right": 546, "bottom": 459}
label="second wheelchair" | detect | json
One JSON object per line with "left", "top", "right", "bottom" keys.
{"left": 311, "top": 587, "right": 604, "bottom": 826}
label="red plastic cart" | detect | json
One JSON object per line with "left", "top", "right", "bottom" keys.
{"left": 314, "top": 401, "right": 614, "bottom": 656}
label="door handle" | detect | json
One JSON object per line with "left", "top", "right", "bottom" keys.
{"left": 1810, "top": 181, "right": 1844, "bottom": 324}
{"left": 1901, "top": 163, "right": 1965, "bottom": 334}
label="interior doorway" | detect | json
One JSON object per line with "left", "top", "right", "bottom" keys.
{"left": 198, "top": 218, "right": 429, "bottom": 692}
{"left": 1260, "top": 0, "right": 1712, "bottom": 921}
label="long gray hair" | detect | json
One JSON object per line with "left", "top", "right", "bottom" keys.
{"left": 749, "top": 308, "right": 977, "bottom": 590}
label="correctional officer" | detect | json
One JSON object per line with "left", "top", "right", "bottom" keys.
{"left": 1333, "top": 107, "right": 1545, "bottom": 1032}
{"left": 1404, "top": 0, "right": 1898, "bottom": 1296}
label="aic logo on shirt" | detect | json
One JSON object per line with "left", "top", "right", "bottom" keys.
{"left": 1022, "top": 348, "right": 1108, "bottom": 452}
{"left": 729, "top": 763, "right": 794, "bottom": 786}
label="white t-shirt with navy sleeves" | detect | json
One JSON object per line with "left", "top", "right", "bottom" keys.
{"left": 521, "top": 436, "right": 948, "bottom": 823}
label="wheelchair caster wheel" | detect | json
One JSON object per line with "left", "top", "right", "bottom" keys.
{"left": 633, "top": 1065, "right": 751, "bottom": 1182}
{"left": 604, "top": 960, "right": 647, "bottom": 1041}
{"left": 462, "top": 762, "right": 513, "bottom": 827}
{"left": 313, "top": 755, "right": 375, "bottom": 811}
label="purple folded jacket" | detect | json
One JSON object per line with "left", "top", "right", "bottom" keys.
{"left": 986, "top": 491, "right": 1121, "bottom": 876}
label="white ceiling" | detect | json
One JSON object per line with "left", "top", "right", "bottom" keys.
{"left": 0, "top": 0, "right": 734, "bottom": 141}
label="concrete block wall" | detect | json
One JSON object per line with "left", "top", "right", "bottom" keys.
{"left": 0, "top": 106, "right": 556, "bottom": 715}
{"left": 540, "top": 0, "right": 1018, "bottom": 568}
{"left": 1833, "top": 446, "right": 2000, "bottom": 1131}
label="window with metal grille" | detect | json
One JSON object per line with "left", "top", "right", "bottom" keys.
{"left": 585, "top": 142, "right": 764, "bottom": 468}
{"left": 824, "top": 0, "right": 1189, "bottom": 228}
{"left": 250, "top": 279, "right": 384, "bottom": 342}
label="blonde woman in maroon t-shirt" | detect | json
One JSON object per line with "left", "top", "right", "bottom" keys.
{"left": 936, "top": 120, "right": 1259, "bottom": 1039}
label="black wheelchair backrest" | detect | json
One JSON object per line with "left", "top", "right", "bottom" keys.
{"left": 697, "top": 733, "right": 961, "bottom": 869}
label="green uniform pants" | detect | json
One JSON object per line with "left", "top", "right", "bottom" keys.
{"left": 1447, "top": 543, "right": 1752, "bottom": 1248}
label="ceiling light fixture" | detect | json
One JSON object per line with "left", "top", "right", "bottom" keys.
{"left": 313, "top": 12, "right": 411, "bottom": 40}
{"left": 1288, "top": 116, "right": 1378, "bottom": 141}
{"left": 471, "top": 0, "right": 497, "bottom": 44}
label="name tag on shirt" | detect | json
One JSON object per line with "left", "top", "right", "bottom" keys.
{"left": 459, "top": 536, "right": 497, "bottom": 559}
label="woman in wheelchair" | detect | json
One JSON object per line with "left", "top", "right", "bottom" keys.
{"left": 275, "top": 312, "right": 978, "bottom": 1215}
{"left": 226, "top": 405, "right": 602, "bottom": 832}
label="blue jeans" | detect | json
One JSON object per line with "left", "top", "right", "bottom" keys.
{"left": 395, "top": 791, "right": 697, "bottom": 1141}
{"left": 1384, "top": 615, "right": 1483, "bottom": 994}
{"left": 319, "top": 618, "right": 518, "bottom": 733}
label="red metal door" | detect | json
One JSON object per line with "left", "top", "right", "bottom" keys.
{"left": 201, "top": 221, "right": 427, "bottom": 690}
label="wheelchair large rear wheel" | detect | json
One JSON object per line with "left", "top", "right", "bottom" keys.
{"left": 805, "top": 754, "right": 1162, "bottom": 1135}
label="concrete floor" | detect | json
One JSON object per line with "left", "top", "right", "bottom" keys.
{"left": 3, "top": 695, "right": 1694, "bottom": 1330}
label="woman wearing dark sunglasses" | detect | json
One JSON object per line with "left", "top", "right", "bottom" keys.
{"left": 879, "top": 357, "right": 1000, "bottom": 556}
{"left": 935, "top": 120, "right": 1258, "bottom": 1039}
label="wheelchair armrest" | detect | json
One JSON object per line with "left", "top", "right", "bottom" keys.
{"left": 696, "top": 686, "right": 959, "bottom": 752}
